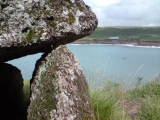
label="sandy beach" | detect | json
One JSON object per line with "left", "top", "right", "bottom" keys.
{"left": 71, "top": 40, "right": 160, "bottom": 47}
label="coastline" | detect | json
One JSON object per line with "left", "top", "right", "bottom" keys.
{"left": 71, "top": 40, "right": 160, "bottom": 47}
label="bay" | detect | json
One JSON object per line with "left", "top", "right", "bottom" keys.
{"left": 7, "top": 44, "right": 160, "bottom": 88}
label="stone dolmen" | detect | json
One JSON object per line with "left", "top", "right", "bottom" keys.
{"left": 0, "top": 0, "right": 98, "bottom": 119}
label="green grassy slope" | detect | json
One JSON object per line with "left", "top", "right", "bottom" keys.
{"left": 81, "top": 26, "right": 160, "bottom": 41}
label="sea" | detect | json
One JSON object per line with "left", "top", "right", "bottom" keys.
{"left": 7, "top": 44, "right": 160, "bottom": 88}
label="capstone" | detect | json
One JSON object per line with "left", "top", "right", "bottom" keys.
{"left": 0, "top": 0, "right": 98, "bottom": 63}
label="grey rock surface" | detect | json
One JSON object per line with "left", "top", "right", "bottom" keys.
{"left": 28, "top": 45, "right": 95, "bottom": 120}
{"left": 0, "top": 63, "right": 25, "bottom": 120}
{"left": 0, "top": 0, "right": 98, "bottom": 63}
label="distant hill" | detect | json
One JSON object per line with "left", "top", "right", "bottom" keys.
{"left": 81, "top": 26, "right": 160, "bottom": 42}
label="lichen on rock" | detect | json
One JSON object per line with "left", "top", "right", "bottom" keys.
{"left": 28, "top": 45, "right": 95, "bottom": 120}
{"left": 0, "top": 0, "right": 98, "bottom": 63}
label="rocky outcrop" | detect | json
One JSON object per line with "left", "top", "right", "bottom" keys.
{"left": 28, "top": 45, "right": 95, "bottom": 120}
{"left": 0, "top": 0, "right": 98, "bottom": 63}
{"left": 0, "top": 63, "right": 25, "bottom": 120}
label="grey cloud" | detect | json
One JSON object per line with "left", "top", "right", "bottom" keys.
{"left": 92, "top": 0, "right": 160, "bottom": 26}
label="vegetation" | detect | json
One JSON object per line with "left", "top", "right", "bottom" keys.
{"left": 89, "top": 77, "right": 160, "bottom": 120}
{"left": 81, "top": 26, "right": 160, "bottom": 42}
{"left": 89, "top": 81, "right": 130, "bottom": 120}
{"left": 23, "top": 80, "right": 30, "bottom": 102}
{"left": 23, "top": 77, "right": 160, "bottom": 120}
{"left": 23, "top": 80, "right": 30, "bottom": 114}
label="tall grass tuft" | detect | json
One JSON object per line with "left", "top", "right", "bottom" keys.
{"left": 129, "top": 79, "right": 160, "bottom": 119}
{"left": 139, "top": 96, "right": 160, "bottom": 120}
{"left": 89, "top": 81, "right": 130, "bottom": 120}
{"left": 130, "top": 80, "right": 160, "bottom": 99}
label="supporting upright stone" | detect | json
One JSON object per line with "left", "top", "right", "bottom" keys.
{"left": 28, "top": 45, "right": 95, "bottom": 120}
{"left": 0, "top": 63, "right": 25, "bottom": 120}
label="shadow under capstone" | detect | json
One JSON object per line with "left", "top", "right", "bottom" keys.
{"left": 0, "top": 63, "right": 27, "bottom": 120}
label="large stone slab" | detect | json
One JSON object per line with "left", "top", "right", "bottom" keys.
{"left": 0, "top": 0, "right": 98, "bottom": 63}
{"left": 28, "top": 45, "right": 95, "bottom": 120}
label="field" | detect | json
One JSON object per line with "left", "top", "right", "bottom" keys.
{"left": 81, "top": 26, "right": 160, "bottom": 42}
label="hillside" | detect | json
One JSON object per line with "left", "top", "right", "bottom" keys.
{"left": 80, "top": 26, "right": 160, "bottom": 42}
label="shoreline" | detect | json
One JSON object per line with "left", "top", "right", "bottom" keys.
{"left": 71, "top": 40, "right": 160, "bottom": 47}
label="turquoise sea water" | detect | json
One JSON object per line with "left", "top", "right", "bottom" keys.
{"left": 7, "top": 44, "right": 160, "bottom": 87}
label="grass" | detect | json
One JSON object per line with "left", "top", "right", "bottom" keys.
{"left": 130, "top": 80, "right": 160, "bottom": 99}
{"left": 23, "top": 80, "right": 30, "bottom": 114}
{"left": 139, "top": 96, "right": 160, "bottom": 120}
{"left": 23, "top": 76, "right": 160, "bottom": 120}
{"left": 23, "top": 80, "right": 30, "bottom": 102}
{"left": 89, "top": 81, "right": 130, "bottom": 120}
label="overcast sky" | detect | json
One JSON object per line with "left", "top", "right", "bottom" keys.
{"left": 83, "top": 0, "right": 160, "bottom": 26}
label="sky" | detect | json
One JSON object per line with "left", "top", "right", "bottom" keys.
{"left": 83, "top": 0, "right": 160, "bottom": 26}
